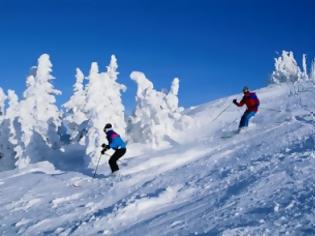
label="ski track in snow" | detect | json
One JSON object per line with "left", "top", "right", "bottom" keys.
{"left": 1, "top": 82, "right": 315, "bottom": 235}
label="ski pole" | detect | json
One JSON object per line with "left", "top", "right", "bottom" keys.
{"left": 93, "top": 153, "right": 103, "bottom": 178}
{"left": 211, "top": 104, "right": 231, "bottom": 123}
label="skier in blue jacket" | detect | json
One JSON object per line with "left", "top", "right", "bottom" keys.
{"left": 101, "top": 123, "right": 127, "bottom": 173}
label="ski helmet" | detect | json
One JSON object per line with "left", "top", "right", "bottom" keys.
{"left": 242, "top": 86, "right": 249, "bottom": 93}
{"left": 104, "top": 123, "right": 112, "bottom": 132}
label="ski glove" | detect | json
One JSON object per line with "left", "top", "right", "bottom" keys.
{"left": 101, "top": 147, "right": 109, "bottom": 155}
{"left": 233, "top": 99, "right": 237, "bottom": 104}
{"left": 101, "top": 144, "right": 110, "bottom": 154}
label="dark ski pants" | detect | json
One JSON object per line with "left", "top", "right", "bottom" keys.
{"left": 239, "top": 111, "right": 256, "bottom": 128}
{"left": 109, "top": 148, "right": 126, "bottom": 173}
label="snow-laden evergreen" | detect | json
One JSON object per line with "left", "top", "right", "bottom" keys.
{"left": 0, "top": 87, "right": 6, "bottom": 121}
{"left": 311, "top": 58, "right": 315, "bottom": 81}
{"left": 84, "top": 55, "right": 126, "bottom": 166}
{"left": 0, "top": 87, "right": 8, "bottom": 168}
{"left": 62, "top": 68, "right": 88, "bottom": 143}
{"left": 165, "top": 78, "right": 193, "bottom": 130}
{"left": 0, "top": 90, "right": 19, "bottom": 170}
{"left": 128, "top": 71, "right": 192, "bottom": 148}
{"left": 12, "top": 54, "right": 61, "bottom": 168}
{"left": 301, "top": 54, "right": 309, "bottom": 80}
{"left": 270, "top": 51, "right": 302, "bottom": 83}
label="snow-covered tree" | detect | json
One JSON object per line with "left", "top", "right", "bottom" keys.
{"left": 128, "top": 71, "right": 162, "bottom": 146}
{"left": 6, "top": 90, "right": 19, "bottom": 117}
{"left": 165, "top": 78, "right": 193, "bottom": 130}
{"left": 301, "top": 54, "right": 309, "bottom": 80}
{"left": 104, "top": 55, "right": 126, "bottom": 136}
{"left": 0, "top": 90, "right": 20, "bottom": 170}
{"left": 13, "top": 54, "right": 61, "bottom": 168}
{"left": 310, "top": 58, "right": 315, "bottom": 81}
{"left": 0, "top": 88, "right": 7, "bottom": 169}
{"left": 0, "top": 87, "right": 6, "bottom": 122}
{"left": 62, "top": 68, "right": 88, "bottom": 142}
{"left": 85, "top": 55, "right": 127, "bottom": 166}
{"left": 270, "top": 51, "right": 303, "bottom": 84}
{"left": 107, "top": 54, "right": 119, "bottom": 80}
{"left": 128, "top": 71, "right": 192, "bottom": 148}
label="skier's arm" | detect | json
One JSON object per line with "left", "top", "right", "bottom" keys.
{"left": 233, "top": 96, "right": 246, "bottom": 107}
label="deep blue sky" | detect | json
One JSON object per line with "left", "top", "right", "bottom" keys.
{"left": 0, "top": 0, "right": 314, "bottom": 112}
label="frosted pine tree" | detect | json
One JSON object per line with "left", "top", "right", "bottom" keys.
{"left": 85, "top": 55, "right": 126, "bottom": 166}
{"left": 105, "top": 55, "right": 127, "bottom": 136}
{"left": 62, "top": 68, "right": 88, "bottom": 142}
{"left": 128, "top": 71, "right": 162, "bottom": 146}
{"left": 301, "top": 54, "right": 309, "bottom": 80}
{"left": 14, "top": 54, "right": 61, "bottom": 168}
{"left": 310, "top": 59, "right": 315, "bottom": 81}
{"left": 270, "top": 51, "right": 302, "bottom": 84}
{"left": 0, "top": 88, "right": 7, "bottom": 168}
{"left": 164, "top": 78, "right": 193, "bottom": 130}
{"left": 165, "top": 78, "right": 180, "bottom": 109}
{"left": 0, "top": 87, "right": 6, "bottom": 121}
{"left": 107, "top": 55, "right": 119, "bottom": 80}
{"left": 6, "top": 90, "right": 20, "bottom": 152}
{"left": 129, "top": 71, "right": 192, "bottom": 148}
{"left": 0, "top": 90, "right": 20, "bottom": 170}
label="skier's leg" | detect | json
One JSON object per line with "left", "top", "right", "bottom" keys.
{"left": 244, "top": 112, "right": 256, "bottom": 127}
{"left": 239, "top": 112, "right": 247, "bottom": 128}
{"left": 109, "top": 152, "right": 120, "bottom": 173}
{"left": 243, "top": 112, "right": 250, "bottom": 127}
{"left": 109, "top": 148, "right": 126, "bottom": 173}
{"left": 239, "top": 111, "right": 256, "bottom": 128}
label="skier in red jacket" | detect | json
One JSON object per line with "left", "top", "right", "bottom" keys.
{"left": 233, "top": 86, "right": 260, "bottom": 130}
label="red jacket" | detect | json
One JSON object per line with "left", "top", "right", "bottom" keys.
{"left": 234, "top": 92, "right": 260, "bottom": 112}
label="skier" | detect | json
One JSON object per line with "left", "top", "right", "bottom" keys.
{"left": 101, "top": 123, "right": 126, "bottom": 174}
{"left": 233, "top": 86, "right": 260, "bottom": 131}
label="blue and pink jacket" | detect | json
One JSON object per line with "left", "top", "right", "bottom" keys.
{"left": 106, "top": 130, "right": 126, "bottom": 150}
{"left": 235, "top": 92, "right": 260, "bottom": 112}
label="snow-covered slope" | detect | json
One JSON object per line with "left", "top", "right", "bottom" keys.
{"left": 1, "top": 81, "right": 315, "bottom": 235}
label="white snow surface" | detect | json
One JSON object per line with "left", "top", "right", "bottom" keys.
{"left": 1, "top": 81, "right": 315, "bottom": 235}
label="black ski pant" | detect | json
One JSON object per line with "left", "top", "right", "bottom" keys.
{"left": 109, "top": 148, "right": 126, "bottom": 173}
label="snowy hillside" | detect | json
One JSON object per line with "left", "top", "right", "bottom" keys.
{"left": 1, "top": 80, "right": 315, "bottom": 235}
